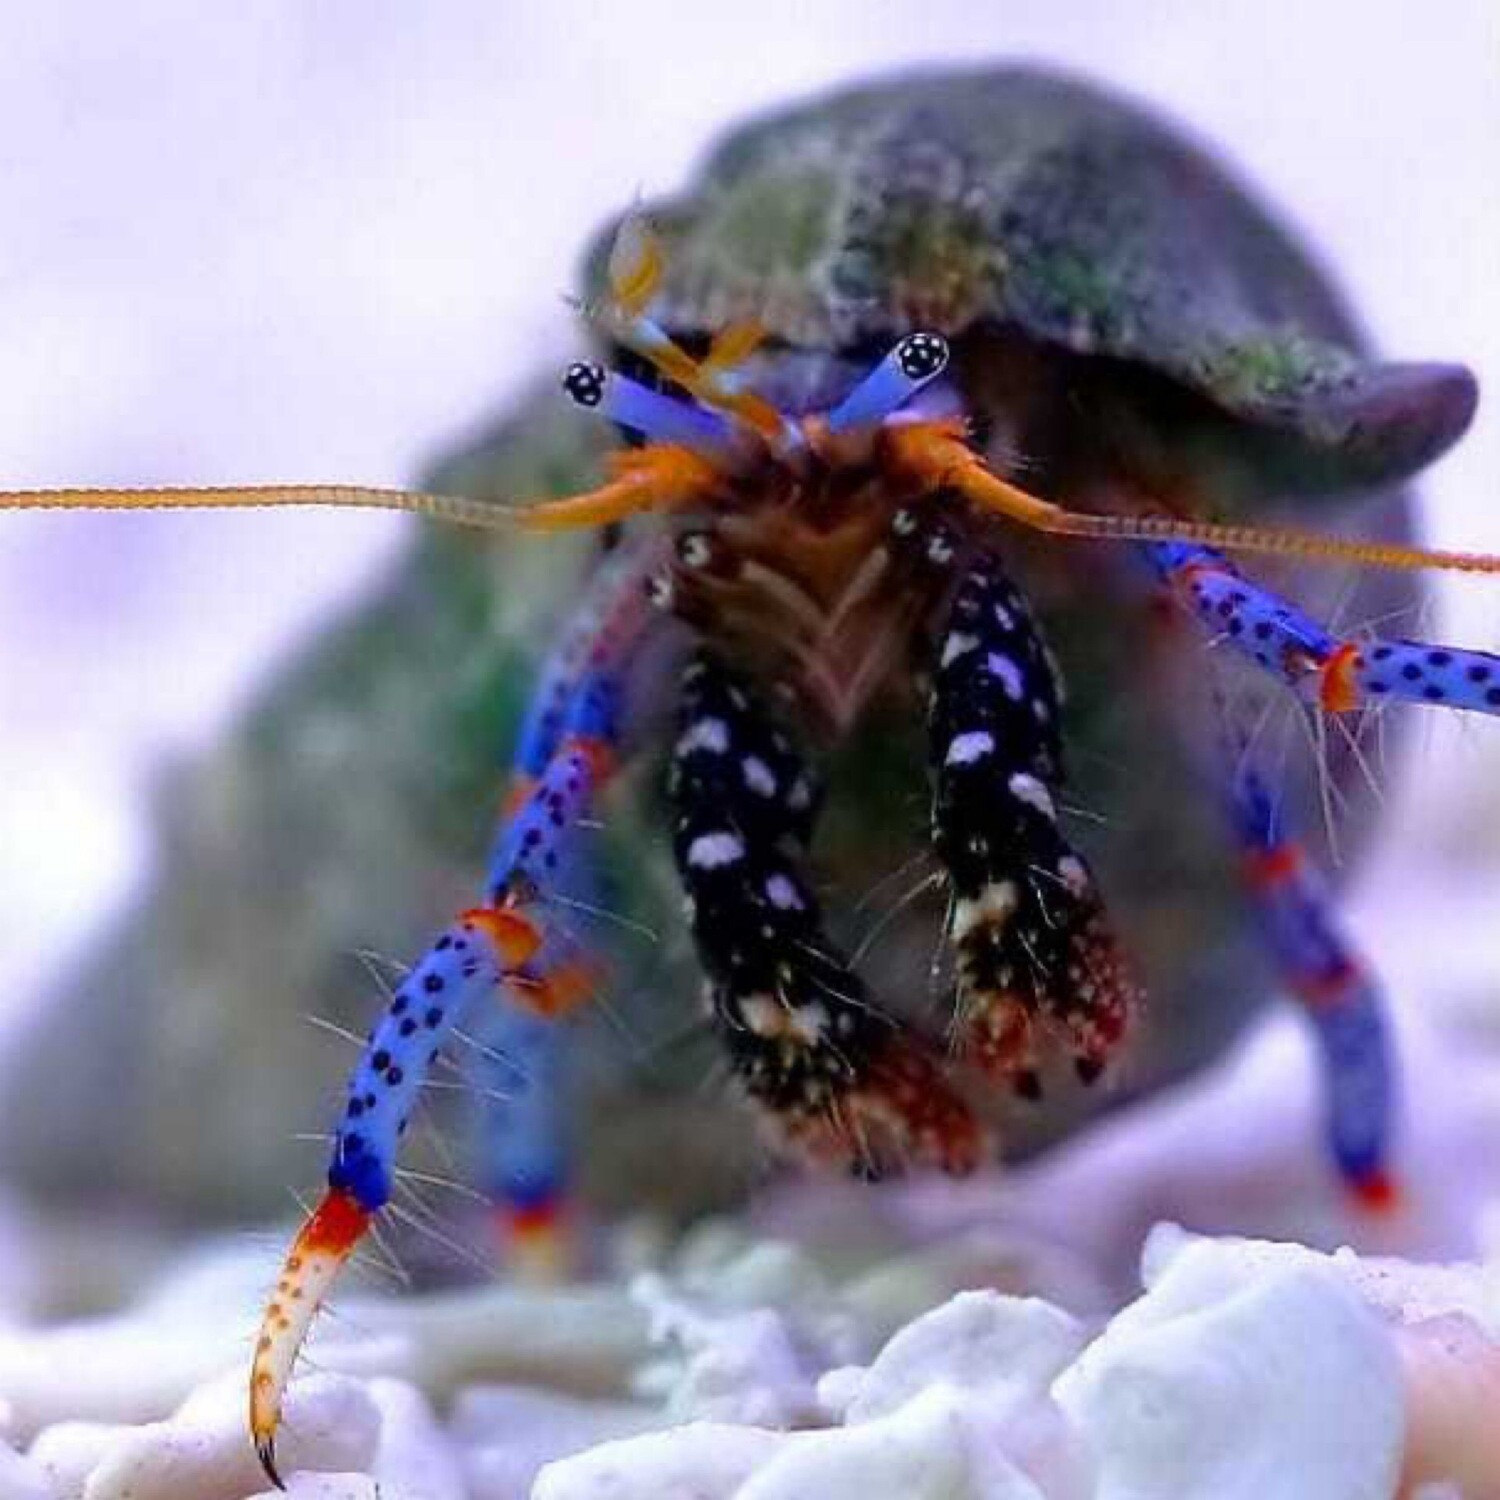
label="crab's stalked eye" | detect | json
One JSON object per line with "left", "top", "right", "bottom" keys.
{"left": 562, "top": 360, "right": 607, "bottom": 408}
{"left": 560, "top": 360, "right": 735, "bottom": 453}
{"left": 897, "top": 331, "right": 950, "bottom": 382}
{"left": 826, "top": 331, "right": 951, "bottom": 434}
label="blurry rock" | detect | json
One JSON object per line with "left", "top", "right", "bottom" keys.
{"left": 822, "top": 1291, "right": 1086, "bottom": 1425}
{"left": 736, "top": 1386, "right": 1048, "bottom": 1500}
{"left": 1053, "top": 1258, "right": 1403, "bottom": 1499}
{"left": 62, "top": 1372, "right": 378, "bottom": 1500}
{"left": 1396, "top": 1314, "right": 1500, "bottom": 1496}
{"left": 28, "top": 1420, "right": 121, "bottom": 1500}
{"left": 246, "top": 1478, "right": 375, "bottom": 1500}
{"left": 532, "top": 1422, "right": 790, "bottom": 1500}
{"left": 366, "top": 1379, "right": 465, "bottom": 1500}
{"left": 450, "top": 1387, "right": 660, "bottom": 1500}
{"left": 0, "top": 1438, "right": 49, "bottom": 1500}
{"left": 5, "top": 1195, "right": 1500, "bottom": 1497}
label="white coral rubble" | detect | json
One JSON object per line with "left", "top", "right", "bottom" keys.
{"left": 3, "top": 1216, "right": 1500, "bottom": 1497}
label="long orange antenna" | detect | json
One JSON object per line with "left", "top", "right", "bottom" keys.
{"left": 0, "top": 444, "right": 722, "bottom": 535}
{"left": 0, "top": 483, "right": 519, "bottom": 526}
{"left": 884, "top": 422, "right": 1500, "bottom": 577}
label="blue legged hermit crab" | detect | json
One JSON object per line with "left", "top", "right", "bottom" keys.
{"left": 3, "top": 68, "right": 1499, "bottom": 1484}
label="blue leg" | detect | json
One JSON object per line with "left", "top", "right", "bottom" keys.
{"left": 1149, "top": 544, "right": 1405, "bottom": 1207}
{"left": 475, "top": 817, "right": 618, "bottom": 1276}
{"left": 1219, "top": 718, "right": 1398, "bottom": 1209}
{"left": 1151, "top": 541, "right": 1500, "bottom": 718}
{"left": 250, "top": 546, "right": 661, "bottom": 1477}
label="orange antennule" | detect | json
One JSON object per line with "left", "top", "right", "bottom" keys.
{"left": 882, "top": 422, "right": 1500, "bottom": 576}
{"left": 599, "top": 217, "right": 789, "bottom": 446}
{"left": 250, "top": 1187, "right": 372, "bottom": 1489}
{"left": 517, "top": 444, "right": 721, "bottom": 532}
{"left": 703, "top": 320, "right": 768, "bottom": 372}
{"left": 607, "top": 213, "right": 667, "bottom": 317}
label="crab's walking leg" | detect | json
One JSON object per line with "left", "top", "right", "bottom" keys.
{"left": 928, "top": 554, "right": 1140, "bottom": 1094}
{"left": 251, "top": 552, "right": 660, "bottom": 1486}
{"left": 1218, "top": 732, "right": 1399, "bottom": 1207}
{"left": 473, "top": 815, "right": 611, "bottom": 1272}
{"left": 478, "top": 991, "right": 574, "bottom": 1268}
{"left": 669, "top": 652, "right": 980, "bottom": 1178}
{"left": 1150, "top": 541, "right": 1500, "bottom": 718}
{"left": 1144, "top": 542, "right": 1414, "bottom": 1204}
{"left": 251, "top": 908, "right": 514, "bottom": 1485}
{"left": 475, "top": 548, "right": 657, "bottom": 1266}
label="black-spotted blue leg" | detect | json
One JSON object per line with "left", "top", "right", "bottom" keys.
{"left": 470, "top": 546, "right": 664, "bottom": 1272}
{"left": 669, "top": 652, "right": 981, "bottom": 1178}
{"left": 1146, "top": 540, "right": 1500, "bottom": 1208}
{"left": 929, "top": 555, "right": 1140, "bottom": 1095}
{"left": 1151, "top": 541, "right": 1500, "bottom": 719}
{"left": 1217, "top": 727, "right": 1398, "bottom": 1208}
{"left": 471, "top": 827, "right": 607, "bottom": 1276}
{"left": 249, "top": 548, "right": 660, "bottom": 1485}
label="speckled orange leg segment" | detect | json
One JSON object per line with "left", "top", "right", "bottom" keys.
{"left": 250, "top": 1188, "right": 371, "bottom": 1487}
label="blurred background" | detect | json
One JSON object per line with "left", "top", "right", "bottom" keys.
{"left": 0, "top": 1, "right": 1495, "bottom": 1215}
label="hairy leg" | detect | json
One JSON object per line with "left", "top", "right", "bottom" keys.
{"left": 249, "top": 547, "right": 661, "bottom": 1485}
{"left": 1218, "top": 719, "right": 1398, "bottom": 1208}
{"left": 1150, "top": 541, "right": 1500, "bottom": 719}
{"left": 1145, "top": 540, "right": 1412, "bottom": 1204}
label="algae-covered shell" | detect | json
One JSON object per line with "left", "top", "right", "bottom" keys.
{"left": 596, "top": 66, "right": 1475, "bottom": 504}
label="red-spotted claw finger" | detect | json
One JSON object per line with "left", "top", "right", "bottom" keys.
{"left": 250, "top": 1188, "right": 371, "bottom": 1488}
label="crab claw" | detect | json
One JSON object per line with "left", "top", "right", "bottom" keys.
{"left": 249, "top": 1187, "right": 372, "bottom": 1488}
{"left": 255, "top": 1436, "right": 285, "bottom": 1492}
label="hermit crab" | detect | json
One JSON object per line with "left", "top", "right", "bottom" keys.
{"left": 3, "top": 68, "right": 1497, "bottom": 1484}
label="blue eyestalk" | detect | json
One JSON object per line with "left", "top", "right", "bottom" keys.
{"left": 826, "top": 332, "right": 951, "bottom": 434}
{"left": 562, "top": 361, "right": 735, "bottom": 452}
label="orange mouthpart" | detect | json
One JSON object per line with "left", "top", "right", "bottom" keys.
{"left": 516, "top": 444, "right": 720, "bottom": 533}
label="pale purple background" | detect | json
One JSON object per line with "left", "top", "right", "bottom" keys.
{"left": 0, "top": 2, "right": 1497, "bottom": 1031}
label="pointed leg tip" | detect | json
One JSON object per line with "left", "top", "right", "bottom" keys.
{"left": 255, "top": 1436, "right": 285, "bottom": 1491}
{"left": 1013, "top": 1068, "right": 1044, "bottom": 1102}
{"left": 1349, "top": 1168, "right": 1402, "bottom": 1215}
{"left": 1074, "top": 1055, "right": 1106, "bottom": 1087}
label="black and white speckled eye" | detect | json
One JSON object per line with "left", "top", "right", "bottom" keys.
{"left": 561, "top": 360, "right": 607, "bottom": 408}
{"left": 896, "top": 332, "right": 949, "bottom": 382}
{"left": 676, "top": 531, "right": 715, "bottom": 569}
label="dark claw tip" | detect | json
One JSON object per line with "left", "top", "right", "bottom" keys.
{"left": 1075, "top": 1056, "right": 1106, "bottom": 1086}
{"left": 256, "top": 1437, "right": 286, "bottom": 1491}
{"left": 1013, "top": 1069, "right": 1043, "bottom": 1101}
